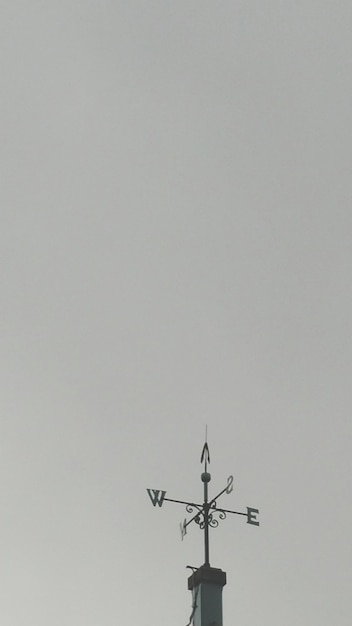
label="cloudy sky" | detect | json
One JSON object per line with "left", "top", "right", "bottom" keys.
{"left": 1, "top": 1, "right": 352, "bottom": 624}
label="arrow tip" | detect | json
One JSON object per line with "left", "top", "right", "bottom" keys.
{"left": 200, "top": 441, "right": 210, "bottom": 465}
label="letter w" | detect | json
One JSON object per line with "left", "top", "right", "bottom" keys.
{"left": 147, "top": 489, "right": 167, "bottom": 507}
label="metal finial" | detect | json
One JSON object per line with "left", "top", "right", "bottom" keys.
{"left": 200, "top": 441, "right": 210, "bottom": 468}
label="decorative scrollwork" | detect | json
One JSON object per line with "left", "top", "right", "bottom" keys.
{"left": 209, "top": 514, "right": 219, "bottom": 528}
{"left": 181, "top": 486, "right": 231, "bottom": 543}
{"left": 185, "top": 503, "right": 203, "bottom": 517}
{"left": 194, "top": 513, "right": 205, "bottom": 529}
{"left": 208, "top": 507, "right": 227, "bottom": 528}
{"left": 183, "top": 504, "right": 206, "bottom": 530}
{"left": 185, "top": 505, "right": 228, "bottom": 532}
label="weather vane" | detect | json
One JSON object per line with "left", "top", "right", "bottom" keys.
{"left": 147, "top": 434, "right": 259, "bottom": 567}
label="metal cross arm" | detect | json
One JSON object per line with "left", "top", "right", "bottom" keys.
{"left": 146, "top": 441, "right": 259, "bottom": 568}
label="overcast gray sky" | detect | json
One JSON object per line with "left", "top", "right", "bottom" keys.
{"left": 1, "top": 1, "right": 352, "bottom": 624}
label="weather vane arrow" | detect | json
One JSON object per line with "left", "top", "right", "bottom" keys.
{"left": 146, "top": 436, "right": 259, "bottom": 568}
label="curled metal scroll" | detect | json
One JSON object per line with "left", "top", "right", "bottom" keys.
{"left": 194, "top": 512, "right": 206, "bottom": 530}
{"left": 186, "top": 504, "right": 202, "bottom": 515}
{"left": 183, "top": 500, "right": 228, "bottom": 534}
{"left": 209, "top": 509, "right": 227, "bottom": 528}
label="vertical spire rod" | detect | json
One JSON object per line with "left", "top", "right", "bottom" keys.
{"left": 201, "top": 429, "right": 211, "bottom": 567}
{"left": 203, "top": 474, "right": 210, "bottom": 566}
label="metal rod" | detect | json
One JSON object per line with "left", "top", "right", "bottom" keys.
{"left": 164, "top": 497, "right": 202, "bottom": 508}
{"left": 209, "top": 507, "right": 247, "bottom": 516}
{"left": 204, "top": 478, "right": 210, "bottom": 566}
{"left": 209, "top": 483, "right": 229, "bottom": 505}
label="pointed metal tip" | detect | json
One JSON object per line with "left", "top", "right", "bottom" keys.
{"left": 200, "top": 441, "right": 210, "bottom": 464}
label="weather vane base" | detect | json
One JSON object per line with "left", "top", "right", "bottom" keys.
{"left": 188, "top": 565, "right": 227, "bottom": 590}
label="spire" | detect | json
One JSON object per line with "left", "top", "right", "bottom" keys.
{"left": 146, "top": 435, "right": 259, "bottom": 625}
